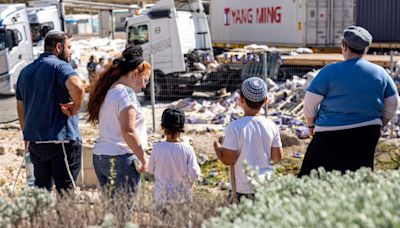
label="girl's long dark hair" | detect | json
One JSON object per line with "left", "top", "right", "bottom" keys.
{"left": 87, "top": 57, "right": 151, "bottom": 125}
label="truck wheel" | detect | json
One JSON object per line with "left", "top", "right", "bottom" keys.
{"left": 144, "top": 80, "right": 164, "bottom": 100}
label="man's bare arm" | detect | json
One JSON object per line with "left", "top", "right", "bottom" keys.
{"left": 17, "top": 100, "right": 28, "bottom": 150}
{"left": 16, "top": 100, "right": 25, "bottom": 130}
{"left": 62, "top": 75, "right": 84, "bottom": 116}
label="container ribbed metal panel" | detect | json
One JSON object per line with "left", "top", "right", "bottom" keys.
{"left": 356, "top": 0, "right": 400, "bottom": 42}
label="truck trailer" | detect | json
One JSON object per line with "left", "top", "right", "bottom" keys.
{"left": 210, "top": 0, "right": 355, "bottom": 49}
{"left": 356, "top": 0, "right": 400, "bottom": 50}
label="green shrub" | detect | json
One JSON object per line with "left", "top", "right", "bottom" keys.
{"left": 205, "top": 168, "right": 400, "bottom": 227}
{"left": 0, "top": 188, "right": 54, "bottom": 227}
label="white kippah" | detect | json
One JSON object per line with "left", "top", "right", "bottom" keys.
{"left": 44, "top": 30, "right": 65, "bottom": 38}
{"left": 241, "top": 77, "right": 268, "bottom": 102}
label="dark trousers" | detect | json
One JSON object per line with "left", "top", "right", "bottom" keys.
{"left": 29, "top": 141, "right": 82, "bottom": 192}
{"left": 298, "top": 125, "right": 381, "bottom": 177}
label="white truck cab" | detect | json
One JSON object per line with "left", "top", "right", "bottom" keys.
{"left": 0, "top": 4, "right": 33, "bottom": 95}
{"left": 125, "top": 0, "right": 213, "bottom": 99}
{"left": 27, "top": 6, "right": 61, "bottom": 46}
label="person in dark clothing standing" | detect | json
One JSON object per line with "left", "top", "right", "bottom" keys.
{"left": 87, "top": 55, "right": 97, "bottom": 85}
{"left": 16, "top": 30, "right": 85, "bottom": 192}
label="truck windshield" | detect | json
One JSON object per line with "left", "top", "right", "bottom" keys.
{"left": 0, "top": 29, "right": 5, "bottom": 50}
{"left": 128, "top": 25, "right": 149, "bottom": 45}
{"left": 30, "top": 23, "right": 42, "bottom": 43}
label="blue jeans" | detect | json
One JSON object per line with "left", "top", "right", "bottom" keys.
{"left": 93, "top": 153, "right": 141, "bottom": 194}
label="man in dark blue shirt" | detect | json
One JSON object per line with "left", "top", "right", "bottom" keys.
{"left": 16, "top": 30, "right": 85, "bottom": 192}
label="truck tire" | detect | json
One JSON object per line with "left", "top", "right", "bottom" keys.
{"left": 144, "top": 71, "right": 165, "bottom": 100}
{"left": 144, "top": 80, "right": 165, "bottom": 100}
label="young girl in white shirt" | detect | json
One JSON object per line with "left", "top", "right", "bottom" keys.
{"left": 149, "top": 108, "right": 201, "bottom": 204}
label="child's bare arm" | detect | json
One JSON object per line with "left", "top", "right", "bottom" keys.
{"left": 271, "top": 147, "right": 283, "bottom": 163}
{"left": 214, "top": 141, "right": 237, "bottom": 165}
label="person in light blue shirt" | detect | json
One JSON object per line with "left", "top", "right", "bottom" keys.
{"left": 299, "top": 26, "right": 398, "bottom": 177}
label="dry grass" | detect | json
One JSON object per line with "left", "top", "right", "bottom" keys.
{"left": 375, "top": 140, "right": 400, "bottom": 170}
{"left": 1, "top": 182, "right": 226, "bottom": 228}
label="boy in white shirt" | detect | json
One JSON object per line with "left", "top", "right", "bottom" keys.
{"left": 214, "top": 77, "right": 283, "bottom": 202}
{"left": 149, "top": 107, "right": 201, "bottom": 203}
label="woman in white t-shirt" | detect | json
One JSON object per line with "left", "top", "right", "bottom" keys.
{"left": 87, "top": 46, "right": 151, "bottom": 194}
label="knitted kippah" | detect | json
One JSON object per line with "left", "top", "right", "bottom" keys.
{"left": 241, "top": 77, "right": 268, "bottom": 102}
{"left": 44, "top": 30, "right": 65, "bottom": 38}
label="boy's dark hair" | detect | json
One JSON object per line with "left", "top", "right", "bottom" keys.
{"left": 240, "top": 90, "right": 264, "bottom": 110}
{"left": 44, "top": 30, "right": 71, "bottom": 52}
{"left": 161, "top": 108, "right": 185, "bottom": 135}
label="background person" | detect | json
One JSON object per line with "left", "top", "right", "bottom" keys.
{"left": 95, "top": 57, "right": 105, "bottom": 75}
{"left": 16, "top": 30, "right": 84, "bottom": 192}
{"left": 87, "top": 46, "right": 151, "bottom": 194}
{"left": 87, "top": 55, "right": 97, "bottom": 85}
{"left": 299, "top": 26, "right": 399, "bottom": 177}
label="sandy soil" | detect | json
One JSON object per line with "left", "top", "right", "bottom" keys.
{"left": 0, "top": 109, "right": 225, "bottom": 194}
{"left": 0, "top": 105, "right": 307, "bottom": 195}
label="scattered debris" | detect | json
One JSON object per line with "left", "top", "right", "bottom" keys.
{"left": 292, "top": 152, "right": 303, "bottom": 159}
{"left": 209, "top": 169, "right": 218, "bottom": 178}
{"left": 16, "top": 148, "right": 25, "bottom": 157}
{"left": 280, "top": 131, "right": 301, "bottom": 147}
{"left": 295, "top": 127, "right": 310, "bottom": 139}
{"left": 198, "top": 154, "right": 210, "bottom": 166}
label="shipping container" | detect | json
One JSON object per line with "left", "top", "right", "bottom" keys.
{"left": 210, "top": 0, "right": 355, "bottom": 48}
{"left": 356, "top": 0, "right": 400, "bottom": 43}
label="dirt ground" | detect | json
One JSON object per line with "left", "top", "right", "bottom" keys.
{"left": 0, "top": 121, "right": 304, "bottom": 194}
{"left": 0, "top": 105, "right": 307, "bottom": 195}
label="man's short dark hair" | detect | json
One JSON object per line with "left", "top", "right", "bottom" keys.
{"left": 44, "top": 31, "right": 71, "bottom": 52}
{"left": 342, "top": 40, "right": 368, "bottom": 55}
{"left": 240, "top": 90, "right": 264, "bottom": 110}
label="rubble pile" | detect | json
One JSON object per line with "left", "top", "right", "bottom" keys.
{"left": 164, "top": 74, "right": 317, "bottom": 141}
{"left": 215, "top": 44, "right": 313, "bottom": 65}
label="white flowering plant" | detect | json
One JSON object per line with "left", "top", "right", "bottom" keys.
{"left": 0, "top": 187, "right": 54, "bottom": 227}
{"left": 205, "top": 167, "right": 400, "bottom": 227}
